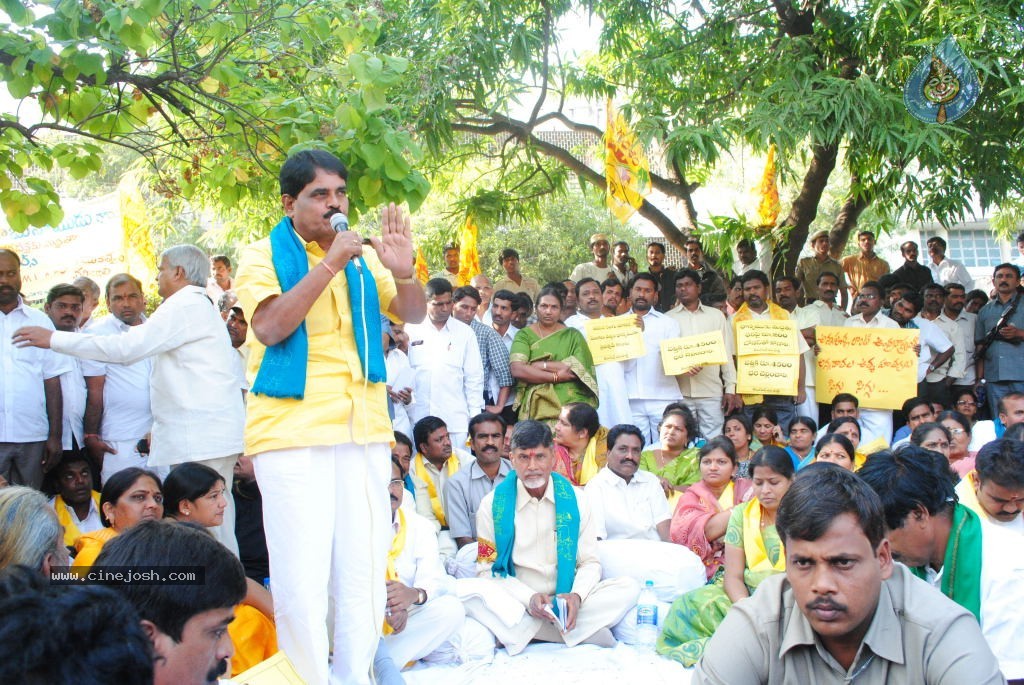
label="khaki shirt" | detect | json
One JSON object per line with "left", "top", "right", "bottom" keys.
{"left": 493, "top": 275, "right": 541, "bottom": 300}
{"left": 795, "top": 256, "right": 847, "bottom": 301}
{"left": 842, "top": 254, "right": 890, "bottom": 297}
{"left": 694, "top": 564, "right": 1005, "bottom": 685}
{"left": 666, "top": 303, "right": 737, "bottom": 397}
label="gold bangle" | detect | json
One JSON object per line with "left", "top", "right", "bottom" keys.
{"left": 394, "top": 275, "right": 416, "bottom": 285}
{"left": 551, "top": 371, "right": 558, "bottom": 383}
{"left": 320, "top": 261, "right": 337, "bottom": 277}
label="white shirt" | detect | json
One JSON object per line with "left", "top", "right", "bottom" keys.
{"left": 566, "top": 313, "right": 631, "bottom": 428}
{"left": 405, "top": 317, "right": 484, "bottom": 429}
{"left": 391, "top": 507, "right": 454, "bottom": 601}
{"left": 51, "top": 285, "right": 245, "bottom": 466}
{"left": 667, "top": 303, "right": 737, "bottom": 398}
{"left": 978, "top": 519, "right": 1024, "bottom": 677}
{"left": 81, "top": 315, "right": 154, "bottom": 442}
{"left": 0, "top": 298, "right": 72, "bottom": 442}
{"left": 49, "top": 494, "right": 103, "bottom": 536}
{"left": 845, "top": 311, "right": 900, "bottom": 329}
{"left": 58, "top": 357, "right": 86, "bottom": 450}
{"left": 910, "top": 316, "right": 953, "bottom": 383}
{"left": 492, "top": 323, "right": 519, "bottom": 353}
{"left": 585, "top": 467, "right": 670, "bottom": 541}
{"left": 385, "top": 348, "right": 413, "bottom": 438}
{"left": 942, "top": 310, "right": 977, "bottom": 385}
{"left": 968, "top": 420, "right": 999, "bottom": 454}
{"left": 624, "top": 308, "right": 682, "bottom": 400}
{"left": 206, "top": 277, "right": 234, "bottom": 303}
{"left": 928, "top": 257, "right": 974, "bottom": 290}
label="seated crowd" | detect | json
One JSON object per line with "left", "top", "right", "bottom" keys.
{"left": 3, "top": 215, "right": 1024, "bottom": 685}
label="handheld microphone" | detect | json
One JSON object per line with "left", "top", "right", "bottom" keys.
{"left": 328, "top": 211, "right": 361, "bottom": 273}
{"left": 329, "top": 212, "right": 349, "bottom": 233}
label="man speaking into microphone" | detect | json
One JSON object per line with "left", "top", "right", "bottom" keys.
{"left": 233, "top": 150, "right": 426, "bottom": 685}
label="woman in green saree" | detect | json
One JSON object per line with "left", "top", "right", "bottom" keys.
{"left": 639, "top": 406, "right": 702, "bottom": 508}
{"left": 509, "top": 285, "right": 598, "bottom": 423}
{"left": 657, "top": 446, "right": 795, "bottom": 666}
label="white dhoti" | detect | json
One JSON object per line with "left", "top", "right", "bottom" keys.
{"left": 463, "top": 576, "right": 639, "bottom": 656}
{"left": 383, "top": 594, "right": 465, "bottom": 667}
{"left": 255, "top": 442, "right": 391, "bottom": 685}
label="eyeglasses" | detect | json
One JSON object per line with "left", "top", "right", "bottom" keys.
{"left": 955, "top": 400, "right": 977, "bottom": 408}
{"left": 946, "top": 428, "right": 966, "bottom": 435}
{"left": 388, "top": 478, "right": 405, "bottom": 487}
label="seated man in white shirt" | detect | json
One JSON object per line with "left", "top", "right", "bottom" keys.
{"left": 585, "top": 424, "right": 671, "bottom": 542}
{"left": 467, "top": 421, "right": 639, "bottom": 655}
{"left": 957, "top": 439, "right": 1024, "bottom": 536}
{"left": 383, "top": 458, "right": 491, "bottom": 668}
{"left": 45, "top": 452, "right": 102, "bottom": 550}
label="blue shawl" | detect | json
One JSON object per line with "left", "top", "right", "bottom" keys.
{"left": 251, "top": 216, "right": 385, "bottom": 398}
{"left": 492, "top": 471, "right": 580, "bottom": 617}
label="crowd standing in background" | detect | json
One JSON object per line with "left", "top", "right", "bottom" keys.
{"left": 2, "top": 155, "right": 1023, "bottom": 685}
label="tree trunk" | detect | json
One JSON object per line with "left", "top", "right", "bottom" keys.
{"left": 772, "top": 142, "right": 838, "bottom": 276}
{"left": 828, "top": 177, "right": 872, "bottom": 258}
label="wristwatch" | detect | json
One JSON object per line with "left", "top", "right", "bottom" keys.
{"left": 414, "top": 588, "right": 427, "bottom": 605}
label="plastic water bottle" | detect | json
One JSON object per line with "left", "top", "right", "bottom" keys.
{"left": 635, "top": 579, "right": 659, "bottom": 650}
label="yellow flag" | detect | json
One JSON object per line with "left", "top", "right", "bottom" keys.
{"left": 415, "top": 247, "right": 430, "bottom": 285}
{"left": 456, "top": 215, "right": 481, "bottom": 286}
{"left": 756, "top": 144, "right": 780, "bottom": 230}
{"left": 118, "top": 173, "right": 156, "bottom": 283}
{"left": 604, "top": 99, "right": 651, "bottom": 223}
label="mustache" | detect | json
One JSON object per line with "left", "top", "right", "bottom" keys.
{"left": 206, "top": 658, "right": 229, "bottom": 683}
{"left": 807, "top": 598, "right": 847, "bottom": 612}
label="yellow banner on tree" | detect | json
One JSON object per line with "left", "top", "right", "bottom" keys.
{"left": 756, "top": 144, "right": 780, "bottom": 230}
{"left": 815, "top": 326, "right": 920, "bottom": 410}
{"left": 584, "top": 314, "right": 646, "bottom": 365}
{"left": 736, "top": 319, "right": 800, "bottom": 356}
{"left": 737, "top": 355, "right": 800, "bottom": 396}
{"left": 604, "top": 99, "right": 651, "bottom": 223}
{"left": 414, "top": 247, "right": 430, "bottom": 285}
{"left": 456, "top": 214, "right": 481, "bottom": 286}
{"left": 660, "top": 331, "right": 728, "bottom": 375}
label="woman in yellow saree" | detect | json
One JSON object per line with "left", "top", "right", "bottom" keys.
{"left": 657, "top": 446, "right": 795, "bottom": 666}
{"left": 509, "top": 285, "right": 598, "bottom": 423}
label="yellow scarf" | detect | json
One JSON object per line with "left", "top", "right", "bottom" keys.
{"left": 742, "top": 501, "right": 786, "bottom": 575}
{"left": 55, "top": 492, "right": 101, "bottom": 547}
{"left": 732, "top": 301, "right": 792, "bottom": 403}
{"left": 579, "top": 428, "right": 609, "bottom": 485}
{"left": 414, "top": 453, "right": 460, "bottom": 526}
{"left": 383, "top": 508, "right": 407, "bottom": 636}
{"left": 958, "top": 471, "right": 986, "bottom": 520}
{"left": 716, "top": 482, "right": 735, "bottom": 510}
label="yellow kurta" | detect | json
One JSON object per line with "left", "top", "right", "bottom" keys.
{"left": 234, "top": 233, "right": 398, "bottom": 454}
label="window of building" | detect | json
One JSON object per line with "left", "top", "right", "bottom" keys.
{"left": 937, "top": 229, "right": 1003, "bottom": 268}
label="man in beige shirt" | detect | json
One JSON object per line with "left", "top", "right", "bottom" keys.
{"left": 842, "top": 230, "right": 890, "bottom": 301}
{"left": 467, "top": 420, "right": 639, "bottom": 655}
{"left": 667, "top": 268, "right": 739, "bottom": 438}
{"left": 493, "top": 248, "right": 541, "bottom": 301}
{"left": 694, "top": 464, "right": 1004, "bottom": 685}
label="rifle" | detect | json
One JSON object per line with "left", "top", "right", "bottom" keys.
{"left": 977, "top": 288, "right": 1023, "bottom": 355}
